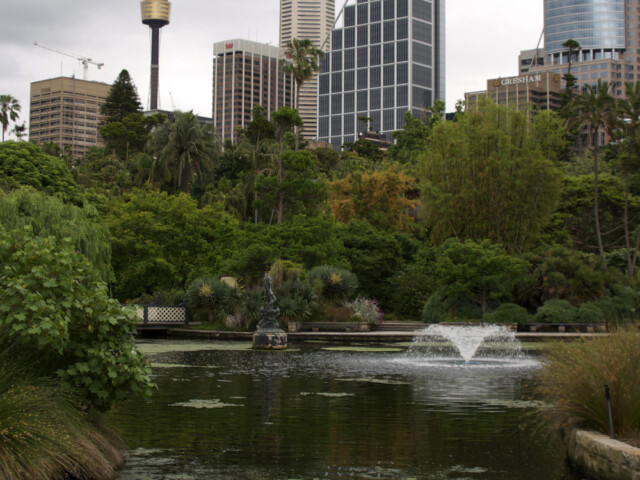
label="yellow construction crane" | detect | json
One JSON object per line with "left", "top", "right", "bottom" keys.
{"left": 34, "top": 42, "right": 104, "bottom": 80}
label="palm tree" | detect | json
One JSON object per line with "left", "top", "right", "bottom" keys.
{"left": 281, "top": 39, "right": 325, "bottom": 112}
{"left": 148, "top": 111, "right": 216, "bottom": 194}
{"left": 0, "top": 95, "right": 21, "bottom": 142}
{"left": 571, "top": 80, "right": 617, "bottom": 269}
{"left": 237, "top": 137, "right": 276, "bottom": 224}
{"left": 281, "top": 39, "right": 324, "bottom": 148}
{"left": 616, "top": 82, "right": 640, "bottom": 279}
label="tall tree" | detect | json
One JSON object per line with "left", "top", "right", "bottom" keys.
{"left": 0, "top": 94, "right": 21, "bottom": 142}
{"left": 561, "top": 39, "right": 581, "bottom": 110}
{"left": 571, "top": 80, "right": 617, "bottom": 268}
{"left": 281, "top": 38, "right": 324, "bottom": 148}
{"left": 281, "top": 39, "right": 325, "bottom": 112}
{"left": 100, "top": 70, "right": 142, "bottom": 123}
{"left": 419, "top": 101, "right": 564, "bottom": 252}
{"left": 148, "top": 111, "right": 217, "bottom": 194}
{"left": 616, "top": 81, "right": 640, "bottom": 279}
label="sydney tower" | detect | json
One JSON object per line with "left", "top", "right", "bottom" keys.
{"left": 140, "top": 0, "right": 171, "bottom": 110}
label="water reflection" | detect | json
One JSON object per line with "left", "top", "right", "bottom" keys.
{"left": 108, "top": 341, "right": 580, "bottom": 479}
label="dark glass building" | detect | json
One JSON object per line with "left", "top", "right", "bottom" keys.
{"left": 317, "top": 0, "right": 445, "bottom": 148}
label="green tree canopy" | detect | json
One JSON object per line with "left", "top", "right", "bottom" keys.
{"left": 100, "top": 69, "right": 142, "bottom": 123}
{"left": 0, "top": 94, "right": 21, "bottom": 142}
{"left": 104, "top": 189, "right": 239, "bottom": 300}
{"left": 0, "top": 188, "right": 114, "bottom": 283}
{"left": 0, "top": 141, "right": 82, "bottom": 205}
{"left": 419, "top": 102, "right": 564, "bottom": 251}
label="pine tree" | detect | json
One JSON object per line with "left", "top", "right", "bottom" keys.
{"left": 100, "top": 70, "right": 142, "bottom": 123}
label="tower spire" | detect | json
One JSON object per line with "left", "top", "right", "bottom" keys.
{"left": 141, "top": 0, "right": 171, "bottom": 110}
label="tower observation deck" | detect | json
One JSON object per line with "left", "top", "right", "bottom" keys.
{"left": 141, "top": 0, "right": 171, "bottom": 110}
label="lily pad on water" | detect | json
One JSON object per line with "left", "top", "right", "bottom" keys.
{"left": 321, "top": 346, "right": 404, "bottom": 352}
{"left": 169, "top": 398, "right": 242, "bottom": 409}
{"left": 337, "top": 377, "right": 410, "bottom": 385}
{"left": 300, "top": 392, "right": 355, "bottom": 398}
{"left": 136, "top": 341, "right": 253, "bottom": 356}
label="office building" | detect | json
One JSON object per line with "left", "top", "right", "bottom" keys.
{"left": 465, "top": 71, "right": 562, "bottom": 111}
{"left": 212, "top": 39, "right": 294, "bottom": 142}
{"left": 528, "top": 0, "right": 638, "bottom": 97}
{"left": 317, "top": 0, "right": 445, "bottom": 149}
{"left": 29, "top": 76, "right": 111, "bottom": 159}
{"left": 279, "top": 0, "right": 335, "bottom": 140}
{"left": 519, "top": 48, "right": 545, "bottom": 74}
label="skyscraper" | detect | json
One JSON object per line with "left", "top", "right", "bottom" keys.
{"left": 528, "top": 0, "right": 638, "bottom": 98}
{"left": 141, "top": 0, "right": 171, "bottom": 111}
{"left": 279, "top": 0, "right": 335, "bottom": 140}
{"left": 317, "top": 0, "right": 445, "bottom": 149}
{"left": 212, "top": 39, "right": 294, "bottom": 142}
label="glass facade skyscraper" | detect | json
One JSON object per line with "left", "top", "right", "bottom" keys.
{"left": 317, "top": 0, "right": 445, "bottom": 148}
{"left": 544, "top": 0, "right": 625, "bottom": 62}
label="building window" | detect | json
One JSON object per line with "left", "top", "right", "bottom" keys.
{"left": 332, "top": 30, "right": 343, "bottom": 50}
{"left": 331, "top": 51, "right": 343, "bottom": 72}
{"left": 397, "top": 85, "right": 408, "bottom": 106}
{"left": 398, "top": 41, "right": 408, "bottom": 61}
{"left": 371, "top": 1, "right": 382, "bottom": 21}
{"left": 319, "top": 74, "right": 330, "bottom": 94}
{"left": 371, "top": 23, "right": 382, "bottom": 44}
{"left": 384, "top": 87, "right": 395, "bottom": 108}
{"left": 357, "top": 91, "right": 368, "bottom": 111}
{"left": 331, "top": 115, "right": 342, "bottom": 136}
{"left": 370, "top": 89, "right": 381, "bottom": 110}
{"left": 383, "top": 109, "right": 395, "bottom": 131}
{"left": 358, "top": 46, "right": 369, "bottom": 67}
{"left": 332, "top": 72, "right": 342, "bottom": 92}
{"left": 413, "top": 20, "right": 431, "bottom": 43}
{"left": 357, "top": 68, "right": 368, "bottom": 89}
{"left": 345, "top": 114, "right": 355, "bottom": 134}
{"left": 412, "top": 0, "right": 431, "bottom": 22}
{"left": 397, "top": 62, "right": 408, "bottom": 84}
{"left": 345, "top": 70, "right": 355, "bottom": 91}
{"left": 319, "top": 95, "right": 330, "bottom": 116}
{"left": 413, "top": 64, "right": 432, "bottom": 87}
{"left": 371, "top": 45, "right": 382, "bottom": 65}
{"left": 370, "top": 111, "right": 381, "bottom": 131}
{"left": 413, "top": 42, "right": 432, "bottom": 65}
{"left": 383, "top": 42, "right": 395, "bottom": 63}
{"left": 397, "top": 0, "right": 408, "bottom": 17}
{"left": 397, "top": 18, "right": 409, "bottom": 39}
{"left": 345, "top": 49, "right": 356, "bottom": 69}
{"left": 384, "top": 65, "right": 395, "bottom": 85}
{"left": 412, "top": 86, "right": 432, "bottom": 109}
{"left": 358, "top": 25, "right": 369, "bottom": 46}
{"left": 344, "top": 6, "right": 356, "bottom": 27}
{"left": 345, "top": 28, "right": 356, "bottom": 48}
{"left": 358, "top": 4, "right": 368, "bottom": 24}
{"left": 384, "top": 21, "right": 395, "bottom": 42}
{"left": 370, "top": 66, "right": 382, "bottom": 87}
{"left": 319, "top": 117, "right": 330, "bottom": 137}
{"left": 383, "top": 0, "right": 395, "bottom": 20}
{"left": 331, "top": 94, "right": 342, "bottom": 114}
{"left": 344, "top": 92, "right": 355, "bottom": 113}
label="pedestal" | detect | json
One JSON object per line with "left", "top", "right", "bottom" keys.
{"left": 252, "top": 329, "right": 288, "bottom": 350}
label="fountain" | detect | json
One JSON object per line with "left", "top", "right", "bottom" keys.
{"left": 252, "top": 273, "right": 287, "bottom": 350}
{"left": 397, "top": 323, "right": 537, "bottom": 369}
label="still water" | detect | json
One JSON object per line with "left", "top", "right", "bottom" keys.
{"left": 107, "top": 340, "right": 580, "bottom": 479}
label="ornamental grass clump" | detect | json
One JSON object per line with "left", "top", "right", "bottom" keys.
{"left": 535, "top": 326, "right": 640, "bottom": 439}
{"left": 0, "top": 341, "right": 123, "bottom": 480}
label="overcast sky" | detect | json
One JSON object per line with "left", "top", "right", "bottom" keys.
{"left": 0, "top": 0, "right": 543, "bottom": 139}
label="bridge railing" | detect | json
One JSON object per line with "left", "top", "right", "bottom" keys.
{"left": 125, "top": 293, "right": 189, "bottom": 326}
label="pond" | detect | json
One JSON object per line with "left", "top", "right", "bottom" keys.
{"left": 107, "top": 340, "right": 582, "bottom": 479}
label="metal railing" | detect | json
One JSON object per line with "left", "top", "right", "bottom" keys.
{"left": 126, "top": 293, "right": 189, "bottom": 326}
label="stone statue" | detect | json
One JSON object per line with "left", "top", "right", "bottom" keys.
{"left": 258, "top": 273, "right": 280, "bottom": 331}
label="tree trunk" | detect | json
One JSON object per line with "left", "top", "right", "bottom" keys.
{"left": 592, "top": 126, "right": 607, "bottom": 270}
{"left": 294, "top": 83, "right": 301, "bottom": 151}
{"left": 624, "top": 165, "right": 633, "bottom": 280}
{"left": 277, "top": 140, "right": 284, "bottom": 225}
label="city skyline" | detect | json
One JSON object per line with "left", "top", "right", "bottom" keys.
{"left": 0, "top": 0, "right": 541, "bottom": 139}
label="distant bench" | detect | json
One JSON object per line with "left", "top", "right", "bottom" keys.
{"left": 525, "top": 323, "right": 607, "bottom": 333}
{"left": 297, "top": 322, "right": 370, "bottom": 332}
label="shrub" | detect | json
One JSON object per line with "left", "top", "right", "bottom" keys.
{"left": 269, "top": 259, "right": 305, "bottom": 288}
{"left": 536, "top": 327, "right": 640, "bottom": 437}
{"left": 0, "top": 226, "right": 152, "bottom": 411}
{"left": 344, "top": 297, "right": 384, "bottom": 325}
{"left": 421, "top": 292, "right": 483, "bottom": 324}
{"left": 388, "top": 269, "right": 436, "bottom": 318}
{"left": 534, "top": 299, "right": 578, "bottom": 324}
{"left": 276, "top": 278, "right": 318, "bottom": 323}
{"left": 308, "top": 265, "right": 358, "bottom": 303}
{"left": 421, "top": 292, "right": 450, "bottom": 324}
{"left": 482, "top": 303, "right": 530, "bottom": 325}
{"left": 577, "top": 302, "right": 605, "bottom": 324}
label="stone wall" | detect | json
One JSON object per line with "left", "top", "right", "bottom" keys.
{"left": 567, "top": 429, "right": 640, "bottom": 480}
